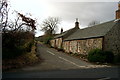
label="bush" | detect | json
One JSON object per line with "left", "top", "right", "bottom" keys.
{"left": 44, "top": 36, "right": 53, "bottom": 44}
{"left": 114, "top": 54, "right": 120, "bottom": 63}
{"left": 2, "top": 31, "right": 34, "bottom": 59}
{"left": 104, "top": 51, "right": 114, "bottom": 63}
{"left": 87, "top": 49, "right": 114, "bottom": 63}
{"left": 25, "top": 41, "right": 34, "bottom": 52}
{"left": 3, "top": 46, "right": 25, "bottom": 59}
{"left": 87, "top": 49, "right": 105, "bottom": 63}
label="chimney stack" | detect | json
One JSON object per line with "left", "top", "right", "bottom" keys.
{"left": 61, "top": 28, "right": 63, "bottom": 34}
{"left": 75, "top": 18, "right": 79, "bottom": 29}
{"left": 116, "top": 1, "right": 120, "bottom": 19}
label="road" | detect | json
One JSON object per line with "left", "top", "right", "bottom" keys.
{"left": 2, "top": 42, "right": 120, "bottom": 79}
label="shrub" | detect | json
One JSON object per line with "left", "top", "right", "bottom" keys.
{"left": 104, "top": 51, "right": 114, "bottom": 63}
{"left": 87, "top": 49, "right": 105, "bottom": 63}
{"left": 44, "top": 36, "right": 53, "bottom": 44}
{"left": 25, "top": 41, "right": 34, "bottom": 52}
{"left": 2, "top": 31, "right": 34, "bottom": 59}
{"left": 114, "top": 54, "right": 120, "bottom": 63}
{"left": 87, "top": 49, "right": 114, "bottom": 63}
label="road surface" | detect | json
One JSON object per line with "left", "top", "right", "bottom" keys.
{"left": 2, "top": 42, "right": 120, "bottom": 79}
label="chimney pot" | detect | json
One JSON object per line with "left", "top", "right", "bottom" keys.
{"left": 75, "top": 18, "right": 79, "bottom": 29}
{"left": 61, "top": 28, "right": 63, "bottom": 34}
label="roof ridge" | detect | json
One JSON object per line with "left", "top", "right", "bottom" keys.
{"left": 80, "top": 20, "right": 115, "bottom": 30}
{"left": 64, "top": 20, "right": 116, "bottom": 41}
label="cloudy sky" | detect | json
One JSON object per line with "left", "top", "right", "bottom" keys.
{"left": 9, "top": 0, "right": 119, "bottom": 37}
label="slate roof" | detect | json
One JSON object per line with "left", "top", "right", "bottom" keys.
{"left": 64, "top": 20, "right": 119, "bottom": 41}
{"left": 54, "top": 30, "right": 67, "bottom": 38}
{"left": 54, "top": 27, "right": 79, "bottom": 39}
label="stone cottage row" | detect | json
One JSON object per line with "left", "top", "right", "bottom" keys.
{"left": 50, "top": 3, "right": 120, "bottom": 56}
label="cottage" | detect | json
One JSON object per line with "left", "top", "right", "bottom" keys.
{"left": 64, "top": 20, "right": 120, "bottom": 55}
{"left": 50, "top": 19, "right": 79, "bottom": 49}
{"left": 63, "top": 3, "right": 120, "bottom": 55}
{"left": 50, "top": 2, "right": 120, "bottom": 56}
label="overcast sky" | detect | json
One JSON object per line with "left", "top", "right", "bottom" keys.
{"left": 9, "top": 0, "right": 119, "bottom": 37}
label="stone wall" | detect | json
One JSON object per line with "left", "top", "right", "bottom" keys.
{"left": 50, "top": 38, "right": 63, "bottom": 49}
{"left": 104, "top": 21, "right": 120, "bottom": 55}
{"left": 55, "top": 39, "right": 59, "bottom": 48}
{"left": 55, "top": 38, "right": 62, "bottom": 49}
{"left": 63, "top": 41, "right": 70, "bottom": 53}
{"left": 77, "top": 38, "right": 103, "bottom": 55}
{"left": 50, "top": 39, "right": 56, "bottom": 47}
{"left": 69, "top": 41, "right": 78, "bottom": 53}
{"left": 63, "top": 38, "right": 103, "bottom": 55}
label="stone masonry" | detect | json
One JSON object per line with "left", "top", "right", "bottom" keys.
{"left": 104, "top": 21, "right": 120, "bottom": 55}
{"left": 63, "top": 38, "right": 103, "bottom": 55}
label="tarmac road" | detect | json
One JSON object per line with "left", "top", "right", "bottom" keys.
{"left": 2, "top": 42, "right": 120, "bottom": 79}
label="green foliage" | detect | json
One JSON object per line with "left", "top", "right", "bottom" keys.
{"left": 87, "top": 49, "right": 114, "bottom": 63}
{"left": 114, "top": 54, "right": 120, "bottom": 63}
{"left": 25, "top": 41, "right": 34, "bottom": 52}
{"left": 44, "top": 36, "right": 53, "bottom": 44}
{"left": 2, "top": 31, "right": 34, "bottom": 59}
{"left": 87, "top": 49, "right": 104, "bottom": 62}
{"left": 104, "top": 51, "right": 114, "bottom": 63}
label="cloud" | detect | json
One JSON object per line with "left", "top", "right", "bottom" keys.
{"left": 52, "top": 0, "right": 119, "bottom": 2}
{"left": 9, "top": 0, "right": 118, "bottom": 36}
{"left": 38, "top": 2, "right": 118, "bottom": 36}
{"left": 49, "top": 2, "right": 117, "bottom": 27}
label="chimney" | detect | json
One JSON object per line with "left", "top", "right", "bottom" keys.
{"left": 61, "top": 28, "right": 63, "bottom": 34}
{"left": 75, "top": 18, "right": 79, "bottom": 29}
{"left": 116, "top": 1, "right": 120, "bottom": 19}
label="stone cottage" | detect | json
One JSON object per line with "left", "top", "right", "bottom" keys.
{"left": 63, "top": 20, "right": 120, "bottom": 55}
{"left": 63, "top": 3, "right": 120, "bottom": 55}
{"left": 50, "top": 19, "right": 80, "bottom": 49}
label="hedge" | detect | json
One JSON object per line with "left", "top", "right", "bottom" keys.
{"left": 2, "top": 31, "right": 34, "bottom": 59}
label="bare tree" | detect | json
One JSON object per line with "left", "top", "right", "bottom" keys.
{"left": 88, "top": 20, "right": 100, "bottom": 27}
{"left": 18, "top": 13, "right": 36, "bottom": 30}
{"left": 0, "top": 0, "right": 36, "bottom": 32}
{"left": 7, "top": 12, "right": 36, "bottom": 32}
{"left": 0, "top": 0, "right": 9, "bottom": 32}
{"left": 41, "top": 17, "right": 60, "bottom": 35}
